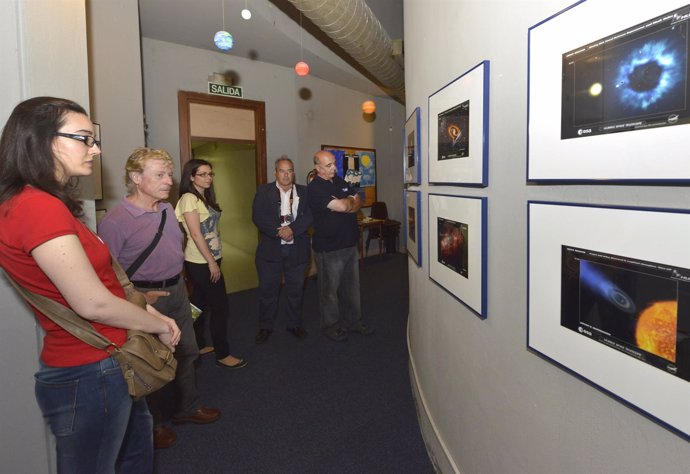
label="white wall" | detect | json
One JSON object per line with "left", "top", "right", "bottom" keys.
{"left": 405, "top": 1, "right": 690, "bottom": 473}
{"left": 139, "top": 38, "right": 405, "bottom": 227}
{"left": 0, "top": 1, "right": 91, "bottom": 472}
{"left": 87, "top": 0, "right": 145, "bottom": 211}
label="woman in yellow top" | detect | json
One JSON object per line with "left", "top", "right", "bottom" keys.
{"left": 176, "top": 159, "right": 246, "bottom": 369}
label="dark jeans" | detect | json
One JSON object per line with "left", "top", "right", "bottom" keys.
{"left": 314, "top": 246, "right": 363, "bottom": 331}
{"left": 137, "top": 278, "right": 201, "bottom": 422}
{"left": 34, "top": 357, "right": 153, "bottom": 474}
{"left": 185, "top": 260, "right": 230, "bottom": 359}
{"left": 256, "top": 245, "right": 308, "bottom": 330}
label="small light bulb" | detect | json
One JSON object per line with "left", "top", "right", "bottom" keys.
{"left": 241, "top": 9, "right": 251, "bottom": 20}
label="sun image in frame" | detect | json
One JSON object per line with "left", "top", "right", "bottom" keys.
{"left": 635, "top": 300, "right": 677, "bottom": 362}
{"left": 360, "top": 153, "right": 372, "bottom": 168}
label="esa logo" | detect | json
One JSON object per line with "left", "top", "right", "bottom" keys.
{"left": 577, "top": 128, "right": 592, "bottom": 136}
{"left": 578, "top": 326, "right": 592, "bottom": 336}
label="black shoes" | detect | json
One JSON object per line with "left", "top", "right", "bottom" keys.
{"left": 255, "top": 328, "right": 272, "bottom": 344}
{"left": 350, "top": 324, "right": 375, "bottom": 335}
{"left": 286, "top": 327, "right": 307, "bottom": 339}
{"left": 324, "top": 327, "right": 348, "bottom": 342}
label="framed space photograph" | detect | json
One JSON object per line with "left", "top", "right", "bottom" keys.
{"left": 404, "top": 107, "right": 421, "bottom": 185}
{"left": 321, "top": 145, "right": 377, "bottom": 207}
{"left": 405, "top": 190, "right": 422, "bottom": 266}
{"left": 428, "top": 194, "right": 487, "bottom": 318}
{"left": 428, "top": 60, "right": 489, "bottom": 186}
{"left": 528, "top": 201, "right": 690, "bottom": 439}
{"left": 528, "top": 0, "right": 690, "bottom": 182}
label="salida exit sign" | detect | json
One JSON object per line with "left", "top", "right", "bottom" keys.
{"left": 208, "top": 82, "right": 243, "bottom": 98}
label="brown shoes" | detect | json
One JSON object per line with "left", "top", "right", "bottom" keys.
{"left": 153, "top": 424, "right": 177, "bottom": 449}
{"left": 172, "top": 406, "right": 221, "bottom": 425}
{"left": 286, "top": 327, "right": 307, "bottom": 339}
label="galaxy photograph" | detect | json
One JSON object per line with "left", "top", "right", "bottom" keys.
{"left": 560, "top": 245, "right": 690, "bottom": 381}
{"left": 437, "top": 217, "right": 468, "bottom": 278}
{"left": 561, "top": 4, "right": 690, "bottom": 139}
{"left": 407, "top": 130, "right": 415, "bottom": 169}
{"left": 408, "top": 206, "right": 416, "bottom": 242}
{"left": 437, "top": 100, "right": 470, "bottom": 160}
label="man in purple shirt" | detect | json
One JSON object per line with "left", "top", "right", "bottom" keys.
{"left": 99, "top": 147, "right": 220, "bottom": 449}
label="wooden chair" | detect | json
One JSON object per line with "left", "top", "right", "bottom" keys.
{"left": 365, "top": 201, "right": 401, "bottom": 255}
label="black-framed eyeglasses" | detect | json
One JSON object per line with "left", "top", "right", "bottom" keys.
{"left": 195, "top": 172, "right": 215, "bottom": 178}
{"left": 55, "top": 132, "right": 101, "bottom": 149}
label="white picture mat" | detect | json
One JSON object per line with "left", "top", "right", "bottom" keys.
{"left": 528, "top": 202, "right": 690, "bottom": 437}
{"left": 528, "top": 0, "right": 690, "bottom": 181}
{"left": 428, "top": 62, "right": 487, "bottom": 184}
{"left": 429, "top": 194, "right": 485, "bottom": 316}
{"left": 404, "top": 107, "right": 421, "bottom": 185}
{"left": 406, "top": 190, "right": 421, "bottom": 265}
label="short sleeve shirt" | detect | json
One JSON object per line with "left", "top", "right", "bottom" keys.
{"left": 175, "top": 193, "right": 222, "bottom": 263}
{"left": 0, "top": 187, "right": 127, "bottom": 367}
{"left": 307, "top": 175, "right": 359, "bottom": 252}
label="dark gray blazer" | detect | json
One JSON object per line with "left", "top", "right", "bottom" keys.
{"left": 252, "top": 182, "right": 313, "bottom": 263}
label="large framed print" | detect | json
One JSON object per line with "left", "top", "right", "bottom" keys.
{"left": 428, "top": 194, "right": 487, "bottom": 318}
{"left": 528, "top": 201, "right": 690, "bottom": 439}
{"left": 404, "top": 107, "right": 421, "bottom": 185}
{"left": 405, "top": 190, "right": 422, "bottom": 266}
{"left": 428, "top": 61, "right": 489, "bottom": 186}
{"left": 528, "top": 1, "right": 690, "bottom": 182}
{"left": 321, "top": 145, "right": 377, "bottom": 207}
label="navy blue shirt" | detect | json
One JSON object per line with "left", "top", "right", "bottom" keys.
{"left": 308, "top": 175, "right": 359, "bottom": 252}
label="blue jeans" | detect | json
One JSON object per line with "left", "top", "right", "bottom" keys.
{"left": 314, "top": 246, "right": 362, "bottom": 330}
{"left": 34, "top": 356, "right": 153, "bottom": 474}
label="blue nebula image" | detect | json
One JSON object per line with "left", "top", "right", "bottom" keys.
{"left": 579, "top": 260, "right": 636, "bottom": 314}
{"left": 615, "top": 39, "right": 683, "bottom": 110}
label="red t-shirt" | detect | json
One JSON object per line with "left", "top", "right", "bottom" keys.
{"left": 0, "top": 187, "right": 127, "bottom": 366}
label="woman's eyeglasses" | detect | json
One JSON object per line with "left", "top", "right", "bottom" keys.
{"left": 55, "top": 132, "right": 101, "bottom": 148}
{"left": 195, "top": 172, "right": 215, "bottom": 178}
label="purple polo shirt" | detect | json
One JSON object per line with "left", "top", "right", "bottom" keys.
{"left": 98, "top": 197, "right": 184, "bottom": 281}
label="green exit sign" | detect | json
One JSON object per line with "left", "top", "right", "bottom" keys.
{"left": 208, "top": 82, "right": 243, "bottom": 98}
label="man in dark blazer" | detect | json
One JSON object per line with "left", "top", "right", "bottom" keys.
{"left": 252, "top": 156, "right": 313, "bottom": 343}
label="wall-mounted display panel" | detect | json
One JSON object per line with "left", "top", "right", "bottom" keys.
{"left": 428, "top": 61, "right": 489, "bottom": 186}
{"left": 429, "top": 194, "right": 487, "bottom": 318}
{"left": 528, "top": 0, "right": 690, "bottom": 182}
{"left": 528, "top": 201, "right": 690, "bottom": 440}
{"left": 404, "top": 107, "right": 422, "bottom": 185}
{"left": 405, "top": 190, "right": 422, "bottom": 266}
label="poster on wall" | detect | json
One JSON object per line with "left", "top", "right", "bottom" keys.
{"left": 428, "top": 60, "right": 489, "bottom": 186}
{"left": 528, "top": 201, "right": 690, "bottom": 440}
{"left": 405, "top": 190, "right": 422, "bottom": 266}
{"left": 428, "top": 193, "right": 487, "bottom": 318}
{"left": 528, "top": 0, "right": 690, "bottom": 182}
{"left": 321, "top": 145, "right": 377, "bottom": 207}
{"left": 404, "top": 107, "right": 422, "bottom": 185}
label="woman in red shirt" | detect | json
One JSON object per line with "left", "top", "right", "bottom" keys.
{"left": 0, "top": 97, "right": 180, "bottom": 473}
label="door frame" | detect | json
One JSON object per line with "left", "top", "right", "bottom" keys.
{"left": 177, "top": 90, "right": 267, "bottom": 184}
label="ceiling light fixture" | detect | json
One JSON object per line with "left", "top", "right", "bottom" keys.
{"left": 362, "top": 100, "right": 376, "bottom": 114}
{"left": 241, "top": 0, "right": 251, "bottom": 20}
{"left": 214, "top": 0, "right": 233, "bottom": 51}
{"left": 294, "top": 12, "right": 309, "bottom": 76}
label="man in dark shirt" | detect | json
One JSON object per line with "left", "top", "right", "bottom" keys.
{"left": 308, "top": 150, "right": 375, "bottom": 342}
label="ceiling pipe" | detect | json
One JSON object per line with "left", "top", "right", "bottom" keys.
{"left": 286, "top": 0, "right": 405, "bottom": 102}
